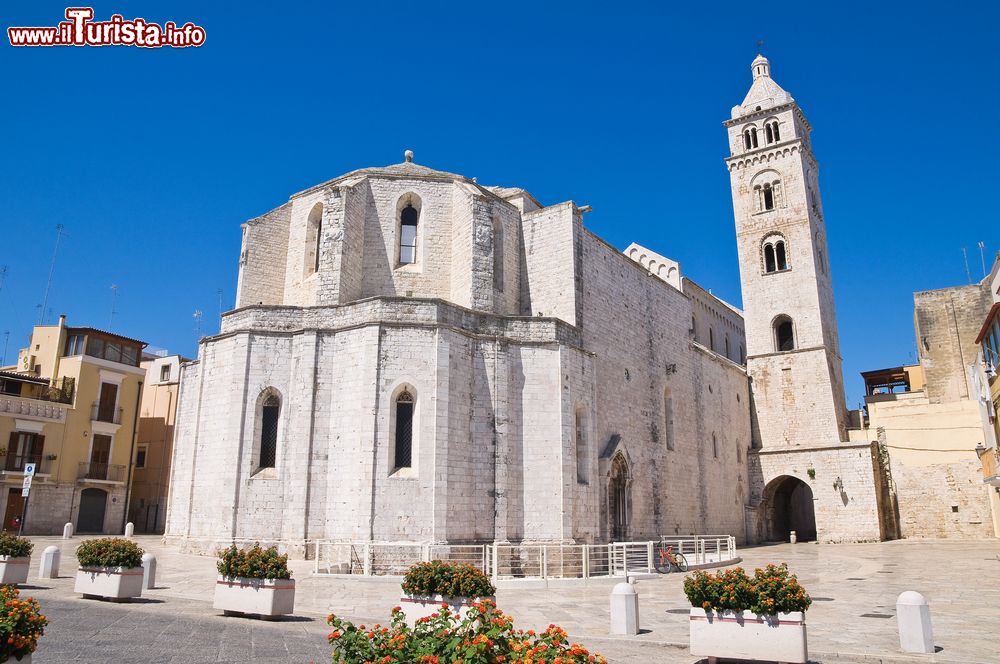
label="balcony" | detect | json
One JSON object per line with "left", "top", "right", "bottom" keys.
{"left": 77, "top": 462, "right": 126, "bottom": 483}
{"left": 0, "top": 395, "right": 69, "bottom": 423}
{"left": 0, "top": 455, "right": 53, "bottom": 477}
{"left": 91, "top": 403, "right": 123, "bottom": 424}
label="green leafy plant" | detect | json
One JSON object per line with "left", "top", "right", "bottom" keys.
{"left": 0, "top": 585, "right": 47, "bottom": 663}
{"left": 683, "top": 562, "right": 811, "bottom": 615}
{"left": 0, "top": 532, "right": 33, "bottom": 559}
{"left": 76, "top": 538, "right": 144, "bottom": 569}
{"left": 806, "top": 468, "right": 816, "bottom": 480}
{"left": 217, "top": 543, "right": 291, "bottom": 580}
{"left": 327, "top": 598, "right": 605, "bottom": 663}
{"left": 401, "top": 561, "right": 495, "bottom": 598}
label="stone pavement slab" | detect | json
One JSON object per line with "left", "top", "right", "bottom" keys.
{"left": 20, "top": 536, "right": 1000, "bottom": 663}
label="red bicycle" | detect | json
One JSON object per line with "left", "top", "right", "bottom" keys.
{"left": 654, "top": 543, "right": 689, "bottom": 574}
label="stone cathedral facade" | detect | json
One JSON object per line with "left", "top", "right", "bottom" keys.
{"left": 166, "top": 56, "right": 889, "bottom": 551}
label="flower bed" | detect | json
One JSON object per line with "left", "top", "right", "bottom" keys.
{"left": 0, "top": 585, "right": 47, "bottom": 663}
{"left": 0, "top": 532, "right": 33, "bottom": 586}
{"left": 399, "top": 561, "right": 496, "bottom": 628}
{"left": 684, "top": 563, "right": 811, "bottom": 664}
{"left": 213, "top": 543, "right": 295, "bottom": 618}
{"left": 74, "top": 538, "right": 145, "bottom": 601}
{"left": 327, "top": 599, "right": 605, "bottom": 663}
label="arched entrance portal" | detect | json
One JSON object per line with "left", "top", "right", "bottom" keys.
{"left": 78, "top": 488, "right": 108, "bottom": 534}
{"left": 609, "top": 454, "right": 631, "bottom": 541}
{"left": 763, "top": 475, "right": 816, "bottom": 542}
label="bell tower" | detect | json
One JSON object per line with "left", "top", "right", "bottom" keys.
{"left": 725, "top": 55, "right": 848, "bottom": 448}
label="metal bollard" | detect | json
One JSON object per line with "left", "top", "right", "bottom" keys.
{"left": 897, "top": 591, "right": 934, "bottom": 653}
{"left": 141, "top": 553, "right": 156, "bottom": 590}
{"left": 39, "top": 546, "right": 60, "bottom": 579}
{"left": 790, "top": 530, "right": 797, "bottom": 544}
{"left": 62, "top": 522, "right": 73, "bottom": 539}
{"left": 124, "top": 522, "right": 134, "bottom": 538}
{"left": 610, "top": 582, "right": 640, "bottom": 635}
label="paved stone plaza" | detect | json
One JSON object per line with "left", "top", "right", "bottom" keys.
{"left": 22, "top": 536, "right": 999, "bottom": 663}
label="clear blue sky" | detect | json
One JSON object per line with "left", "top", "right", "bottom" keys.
{"left": 2, "top": 1, "right": 997, "bottom": 408}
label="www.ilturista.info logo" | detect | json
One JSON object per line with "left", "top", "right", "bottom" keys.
{"left": 8, "top": 7, "right": 205, "bottom": 48}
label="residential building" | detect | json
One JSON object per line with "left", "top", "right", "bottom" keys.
{"left": 0, "top": 316, "right": 146, "bottom": 534}
{"left": 850, "top": 275, "right": 998, "bottom": 538}
{"left": 129, "top": 351, "right": 187, "bottom": 534}
{"left": 974, "top": 252, "right": 1000, "bottom": 534}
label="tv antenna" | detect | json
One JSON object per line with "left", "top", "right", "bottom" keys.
{"left": 109, "top": 284, "right": 119, "bottom": 328}
{"left": 193, "top": 309, "right": 203, "bottom": 339}
{"left": 39, "top": 224, "right": 66, "bottom": 325}
{"left": 978, "top": 241, "right": 987, "bottom": 278}
{"left": 961, "top": 247, "right": 972, "bottom": 284}
{"left": 1, "top": 330, "right": 9, "bottom": 366}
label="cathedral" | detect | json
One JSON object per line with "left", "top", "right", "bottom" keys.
{"left": 165, "top": 55, "right": 889, "bottom": 551}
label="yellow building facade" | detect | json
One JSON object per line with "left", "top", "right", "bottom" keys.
{"left": 0, "top": 316, "right": 145, "bottom": 534}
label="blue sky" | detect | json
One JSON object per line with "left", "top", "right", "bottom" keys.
{"left": 1, "top": 1, "right": 997, "bottom": 408}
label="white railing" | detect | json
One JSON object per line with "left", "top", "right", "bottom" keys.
{"left": 311, "top": 535, "right": 737, "bottom": 580}
{"left": 0, "top": 396, "right": 68, "bottom": 422}
{"left": 656, "top": 535, "right": 736, "bottom": 566}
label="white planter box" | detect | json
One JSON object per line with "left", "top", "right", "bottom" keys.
{"left": 0, "top": 556, "right": 31, "bottom": 585}
{"left": 213, "top": 576, "right": 295, "bottom": 618}
{"left": 400, "top": 594, "right": 495, "bottom": 628}
{"left": 75, "top": 567, "right": 144, "bottom": 601}
{"left": 690, "top": 608, "right": 808, "bottom": 664}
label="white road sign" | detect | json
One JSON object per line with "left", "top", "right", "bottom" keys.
{"left": 23, "top": 463, "right": 36, "bottom": 476}
{"left": 22, "top": 475, "right": 32, "bottom": 490}
{"left": 20, "top": 488, "right": 29, "bottom": 497}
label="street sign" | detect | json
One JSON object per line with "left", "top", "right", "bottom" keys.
{"left": 21, "top": 475, "right": 32, "bottom": 491}
{"left": 23, "top": 463, "right": 36, "bottom": 476}
{"left": 20, "top": 488, "right": 29, "bottom": 497}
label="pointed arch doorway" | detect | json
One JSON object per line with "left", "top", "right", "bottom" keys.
{"left": 609, "top": 454, "right": 631, "bottom": 541}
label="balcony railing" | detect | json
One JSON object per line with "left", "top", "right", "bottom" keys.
{"left": 2, "top": 455, "right": 53, "bottom": 475}
{"left": 91, "top": 403, "right": 123, "bottom": 424}
{"left": 0, "top": 396, "right": 69, "bottom": 422}
{"left": 77, "top": 462, "right": 126, "bottom": 483}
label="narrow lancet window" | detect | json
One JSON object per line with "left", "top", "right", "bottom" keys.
{"left": 395, "top": 390, "right": 414, "bottom": 468}
{"left": 400, "top": 205, "right": 418, "bottom": 265}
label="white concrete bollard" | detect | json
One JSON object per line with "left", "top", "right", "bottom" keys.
{"left": 897, "top": 591, "right": 934, "bottom": 654}
{"left": 610, "top": 582, "right": 640, "bottom": 635}
{"left": 39, "top": 546, "right": 60, "bottom": 579}
{"left": 62, "top": 522, "right": 73, "bottom": 539}
{"left": 124, "top": 522, "right": 134, "bottom": 538}
{"left": 790, "top": 530, "right": 797, "bottom": 544}
{"left": 141, "top": 553, "right": 156, "bottom": 590}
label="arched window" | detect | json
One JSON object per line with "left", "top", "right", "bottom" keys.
{"left": 763, "top": 183, "right": 774, "bottom": 210}
{"left": 394, "top": 390, "right": 414, "bottom": 469}
{"left": 663, "top": 389, "right": 675, "bottom": 451}
{"left": 740, "top": 345, "right": 746, "bottom": 364}
{"left": 575, "top": 407, "right": 588, "bottom": 484}
{"left": 259, "top": 393, "right": 280, "bottom": 469}
{"left": 305, "top": 203, "right": 323, "bottom": 276}
{"left": 709, "top": 327, "right": 715, "bottom": 351}
{"left": 764, "top": 244, "right": 776, "bottom": 272}
{"left": 750, "top": 127, "right": 758, "bottom": 148}
{"left": 743, "top": 130, "right": 752, "bottom": 150}
{"left": 725, "top": 335, "right": 731, "bottom": 360}
{"left": 774, "top": 316, "right": 795, "bottom": 352}
{"left": 775, "top": 241, "right": 788, "bottom": 270}
{"left": 398, "top": 198, "right": 419, "bottom": 266}
{"left": 493, "top": 218, "right": 504, "bottom": 292}
{"left": 765, "top": 123, "right": 773, "bottom": 143}
{"left": 763, "top": 235, "right": 789, "bottom": 274}
{"left": 771, "top": 121, "right": 780, "bottom": 141}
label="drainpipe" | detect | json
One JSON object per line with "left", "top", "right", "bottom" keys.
{"left": 120, "top": 379, "right": 143, "bottom": 534}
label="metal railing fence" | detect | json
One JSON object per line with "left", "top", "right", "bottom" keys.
{"left": 310, "top": 534, "right": 736, "bottom": 580}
